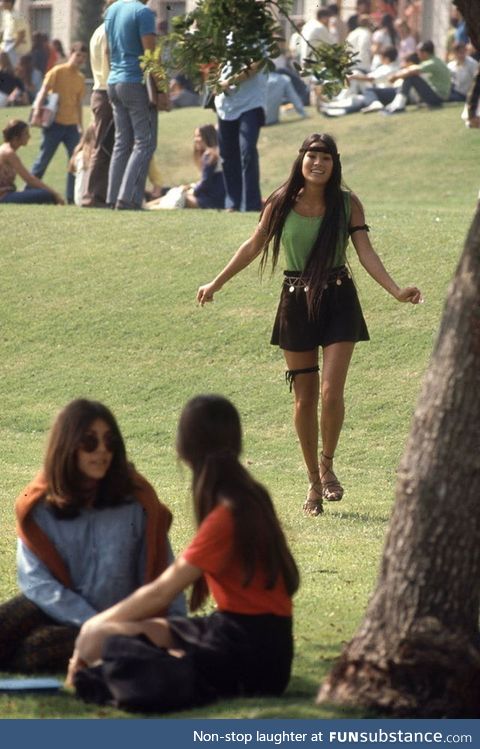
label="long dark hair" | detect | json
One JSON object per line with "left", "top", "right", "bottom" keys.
{"left": 379, "top": 13, "right": 398, "bottom": 46}
{"left": 259, "top": 133, "right": 347, "bottom": 316}
{"left": 43, "top": 399, "right": 134, "bottom": 518}
{"left": 176, "top": 394, "right": 300, "bottom": 612}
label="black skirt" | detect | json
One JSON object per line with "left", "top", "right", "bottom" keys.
{"left": 271, "top": 267, "right": 370, "bottom": 352}
{"left": 169, "top": 611, "right": 293, "bottom": 698}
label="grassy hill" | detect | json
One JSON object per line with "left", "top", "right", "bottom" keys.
{"left": 0, "top": 103, "right": 477, "bottom": 718}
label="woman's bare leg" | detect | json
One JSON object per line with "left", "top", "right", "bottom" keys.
{"left": 320, "top": 341, "right": 355, "bottom": 499}
{"left": 283, "top": 349, "right": 324, "bottom": 514}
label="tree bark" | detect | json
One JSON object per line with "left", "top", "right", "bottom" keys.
{"left": 317, "top": 208, "right": 480, "bottom": 717}
{"left": 454, "top": 1, "right": 480, "bottom": 53}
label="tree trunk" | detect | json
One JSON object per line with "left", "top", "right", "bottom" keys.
{"left": 317, "top": 208, "right": 480, "bottom": 717}
{"left": 454, "top": 0, "right": 480, "bottom": 52}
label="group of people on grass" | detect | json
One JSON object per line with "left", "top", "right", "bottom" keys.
{"left": 0, "top": 0, "right": 263, "bottom": 211}
{"left": 1, "top": 130, "right": 422, "bottom": 712}
{"left": 0, "top": 0, "right": 477, "bottom": 206}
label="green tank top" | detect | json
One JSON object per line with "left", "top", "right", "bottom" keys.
{"left": 281, "top": 190, "right": 351, "bottom": 271}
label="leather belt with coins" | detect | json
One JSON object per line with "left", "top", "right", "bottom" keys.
{"left": 283, "top": 266, "right": 352, "bottom": 293}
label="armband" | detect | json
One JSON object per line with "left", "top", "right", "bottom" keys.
{"left": 349, "top": 224, "right": 370, "bottom": 235}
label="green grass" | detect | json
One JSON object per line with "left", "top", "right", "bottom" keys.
{"left": 0, "top": 103, "right": 477, "bottom": 718}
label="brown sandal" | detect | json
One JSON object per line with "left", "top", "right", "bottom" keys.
{"left": 320, "top": 452, "right": 344, "bottom": 502}
{"left": 303, "top": 473, "right": 324, "bottom": 516}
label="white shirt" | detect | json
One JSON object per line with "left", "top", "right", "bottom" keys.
{"left": 301, "top": 18, "right": 334, "bottom": 65}
{"left": 448, "top": 55, "right": 479, "bottom": 97}
{"left": 347, "top": 26, "right": 373, "bottom": 72}
{"left": 368, "top": 60, "right": 400, "bottom": 87}
{"left": 0, "top": 8, "right": 31, "bottom": 56}
{"left": 90, "top": 23, "right": 110, "bottom": 90}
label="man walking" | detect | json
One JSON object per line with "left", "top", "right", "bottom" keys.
{"left": 105, "top": 0, "right": 157, "bottom": 210}
{"left": 31, "top": 42, "right": 87, "bottom": 203}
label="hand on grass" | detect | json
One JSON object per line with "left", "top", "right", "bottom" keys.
{"left": 65, "top": 649, "right": 87, "bottom": 688}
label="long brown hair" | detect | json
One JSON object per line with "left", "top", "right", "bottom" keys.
{"left": 176, "top": 394, "right": 300, "bottom": 611}
{"left": 193, "top": 123, "right": 219, "bottom": 170}
{"left": 259, "top": 132, "right": 348, "bottom": 316}
{"left": 43, "top": 399, "right": 134, "bottom": 518}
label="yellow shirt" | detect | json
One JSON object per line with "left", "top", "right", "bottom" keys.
{"left": 1, "top": 8, "right": 31, "bottom": 56}
{"left": 90, "top": 23, "right": 109, "bottom": 91}
{"left": 44, "top": 63, "right": 86, "bottom": 126}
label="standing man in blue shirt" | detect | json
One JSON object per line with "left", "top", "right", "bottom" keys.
{"left": 215, "top": 58, "right": 267, "bottom": 212}
{"left": 105, "top": 0, "right": 157, "bottom": 210}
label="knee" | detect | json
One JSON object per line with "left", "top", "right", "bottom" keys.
{"left": 321, "top": 382, "right": 344, "bottom": 409}
{"left": 294, "top": 389, "right": 318, "bottom": 414}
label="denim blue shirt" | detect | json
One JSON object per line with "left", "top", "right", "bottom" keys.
{"left": 105, "top": 0, "right": 156, "bottom": 85}
{"left": 17, "top": 500, "right": 186, "bottom": 626}
{"left": 215, "top": 69, "right": 267, "bottom": 121}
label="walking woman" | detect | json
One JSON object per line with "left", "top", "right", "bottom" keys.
{"left": 197, "top": 133, "right": 421, "bottom": 517}
{"left": 69, "top": 395, "right": 299, "bottom": 713}
{"left": 0, "top": 398, "right": 184, "bottom": 673}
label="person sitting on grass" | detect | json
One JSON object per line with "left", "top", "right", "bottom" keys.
{"left": 68, "top": 394, "right": 299, "bottom": 714}
{"left": 0, "top": 118, "right": 64, "bottom": 203}
{"left": 0, "top": 398, "right": 185, "bottom": 673}
{"left": 385, "top": 40, "right": 451, "bottom": 113}
{"left": 322, "top": 46, "right": 400, "bottom": 116}
{"left": 146, "top": 124, "right": 225, "bottom": 210}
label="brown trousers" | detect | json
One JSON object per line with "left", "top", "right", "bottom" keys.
{"left": 82, "top": 89, "right": 114, "bottom": 207}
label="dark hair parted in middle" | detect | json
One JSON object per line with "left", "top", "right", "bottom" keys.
{"left": 43, "top": 398, "right": 134, "bottom": 518}
{"left": 259, "top": 133, "right": 347, "bottom": 315}
{"left": 177, "top": 394, "right": 300, "bottom": 611}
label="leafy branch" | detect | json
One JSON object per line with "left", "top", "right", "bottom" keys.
{"left": 142, "top": 0, "right": 357, "bottom": 98}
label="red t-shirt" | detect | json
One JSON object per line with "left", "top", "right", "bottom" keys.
{"left": 182, "top": 504, "right": 292, "bottom": 617}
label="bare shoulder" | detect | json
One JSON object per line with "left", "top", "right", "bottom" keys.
{"left": 349, "top": 192, "right": 366, "bottom": 221}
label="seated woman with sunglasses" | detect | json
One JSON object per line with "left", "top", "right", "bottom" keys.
{"left": 0, "top": 399, "right": 185, "bottom": 674}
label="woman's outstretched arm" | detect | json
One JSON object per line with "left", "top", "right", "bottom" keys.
{"left": 196, "top": 205, "right": 271, "bottom": 305}
{"left": 350, "top": 193, "right": 422, "bottom": 304}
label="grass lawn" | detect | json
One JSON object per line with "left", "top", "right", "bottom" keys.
{"left": 0, "top": 103, "right": 478, "bottom": 718}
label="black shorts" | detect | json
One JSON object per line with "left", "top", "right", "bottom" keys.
{"left": 270, "top": 267, "right": 370, "bottom": 351}
{"left": 169, "top": 611, "right": 293, "bottom": 698}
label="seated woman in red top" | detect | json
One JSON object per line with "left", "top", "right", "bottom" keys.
{"left": 69, "top": 394, "right": 299, "bottom": 713}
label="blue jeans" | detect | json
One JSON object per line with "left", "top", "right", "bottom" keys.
{"left": 107, "top": 82, "right": 158, "bottom": 209}
{"left": 31, "top": 122, "right": 80, "bottom": 203}
{"left": 400, "top": 76, "right": 444, "bottom": 107}
{"left": 1, "top": 188, "right": 56, "bottom": 204}
{"left": 217, "top": 107, "right": 263, "bottom": 212}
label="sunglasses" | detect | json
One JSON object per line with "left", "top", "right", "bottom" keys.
{"left": 78, "top": 432, "right": 120, "bottom": 453}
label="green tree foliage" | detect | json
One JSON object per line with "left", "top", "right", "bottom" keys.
{"left": 143, "top": 0, "right": 357, "bottom": 96}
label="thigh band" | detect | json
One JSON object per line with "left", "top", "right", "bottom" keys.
{"left": 285, "top": 365, "right": 320, "bottom": 392}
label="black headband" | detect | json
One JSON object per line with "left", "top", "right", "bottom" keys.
{"left": 299, "top": 147, "right": 339, "bottom": 156}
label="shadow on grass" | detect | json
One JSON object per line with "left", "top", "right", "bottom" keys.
{"left": 328, "top": 510, "right": 390, "bottom": 524}
{"left": 0, "top": 666, "right": 376, "bottom": 719}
